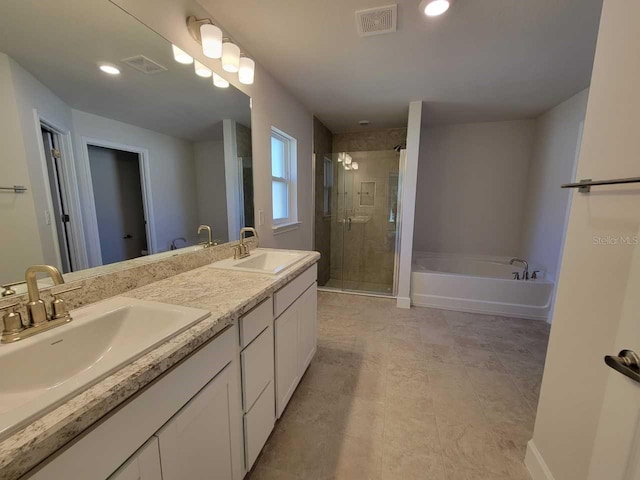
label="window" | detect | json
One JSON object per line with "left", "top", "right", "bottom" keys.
{"left": 323, "top": 157, "right": 333, "bottom": 215}
{"left": 271, "top": 128, "right": 298, "bottom": 229}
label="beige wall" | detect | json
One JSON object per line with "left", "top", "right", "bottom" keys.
{"left": 528, "top": 1, "right": 636, "bottom": 478}
{"left": 414, "top": 120, "right": 536, "bottom": 256}
{"left": 333, "top": 127, "right": 407, "bottom": 153}
{"left": 521, "top": 89, "right": 589, "bottom": 283}
{"left": 110, "top": 0, "right": 314, "bottom": 251}
{"left": 0, "top": 54, "right": 46, "bottom": 283}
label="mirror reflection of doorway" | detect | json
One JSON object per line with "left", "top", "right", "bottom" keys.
{"left": 87, "top": 145, "right": 149, "bottom": 265}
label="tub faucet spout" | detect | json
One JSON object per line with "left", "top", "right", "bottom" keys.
{"left": 509, "top": 258, "right": 529, "bottom": 280}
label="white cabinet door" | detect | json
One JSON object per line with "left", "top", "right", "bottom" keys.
{"left": 156, "top": 363, "right": 243, "bottom": 480}
{"left": 298, "top": 283, "right": 317, "bottom": 372}
{"left": 274, "top": 303, "right": 300, "bottom": 418}
{"left": 108, "top": 438, "right": 162, "bottom": 480}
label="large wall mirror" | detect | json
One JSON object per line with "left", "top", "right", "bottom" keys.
{"left": 0, "top": 0, "right": 254, "bottom": 288}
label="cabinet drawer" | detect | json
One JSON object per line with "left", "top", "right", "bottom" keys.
{"left": 241, "top": 324, "right": 274, "bottom": 411}
{"left": 244, "top": 381, "right": 275, "bottom": 471}
{"left": 239, "top": 297, "right": 273, "bottom": 348}
{"left": 274, "top": 264, "right": 317, "bottom": 318}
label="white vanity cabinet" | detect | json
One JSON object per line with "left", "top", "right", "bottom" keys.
{"left": 27, "top": 325, "right": 244, "bottom": 480}
{"left": 274, "top": 265, "right": 318, "bottom": 418}
{"left": 23, "top": 261, "right": 318, "bottom": 480}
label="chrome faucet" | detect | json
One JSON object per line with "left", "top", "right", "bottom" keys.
{"left": 197, "top": 225, "right": 215, "bottom": 248}
{"left": 0, "top": 265, "right": 81, "bottom": 343}
{"left": 234, "top": 227, "right": 259, "bottom": 259}
{"left": 509, "top": 258, "right": 529, "bottom": 280}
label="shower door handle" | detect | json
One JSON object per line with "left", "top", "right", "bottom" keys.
{"left": 347, "top": 217, "right": 352, "bottom": 231}
{"left": 605, "top": 349, "right": 640, "bottom": 384}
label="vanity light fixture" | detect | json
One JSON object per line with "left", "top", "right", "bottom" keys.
{"left": 201, "top": 24, "right": 223, "bottom": 59}
{"left": 419, "top": 0, "right": 453, "bottom": 16}
{"left": 221, "top": 42, "right": 241, "bottom": 73}
{"left": 338, "top": 152, "right": 345, "bottom": 163}
{"left": 238, "top": 57, "right": 255, "bottom": 85}
{"left": 352, "top": 162, "right": 359, "bottom": 170}
{"left": 172, "top": 45, "right": 194, "bottom": 64}
{"left": 344, "top": 154, "right": 353, "bottom": 166}
{"left": 213, "top": 73, "right": 229, "bottom": 88}
{"left": 98, "top": 64, "right": 120, "bottom": 75}
{"left": 194, "top": 60, "right": 213, "bottom": 78}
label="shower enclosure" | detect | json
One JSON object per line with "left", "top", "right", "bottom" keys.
{"left": 319, "top": 149, "right": 402, "bottom": 295}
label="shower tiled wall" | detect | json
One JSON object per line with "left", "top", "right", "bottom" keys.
{"left": 313, "top": 117, "right": 333, "bottom": 285}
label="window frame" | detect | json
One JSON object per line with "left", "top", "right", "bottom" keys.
{"left": 270, "top": 127, "right": 298, "bottom": 229}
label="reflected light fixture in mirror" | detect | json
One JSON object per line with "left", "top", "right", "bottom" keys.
{"left": 213, "top": 73, "right": 229, "bottom": 88}
{"left": 352, "top": 162, "right": 359, "bottom": 170}
{"left": 194, "top": 60, "right": 212, "bottom": 78}
{"left": 419, "top": 0, "right": 453, "bottom": 17}
{"left": 222, "top": 42, "right": 240, "bottom": 72}
{"left": 201, "top": 24, "right": 223, "bottom": 59}
{"left": 172, "top": 44, "right": 194, "bottom": 64}
{"left": 344, "top": 154, "right": 353, "bottom": 165}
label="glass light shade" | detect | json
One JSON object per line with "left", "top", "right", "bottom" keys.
{"left": 238, "top": 57, "right": 255, "bottom": 84}
{"left": 172, "top": 44, "right": 193, "bottom": 64}
{"left": 421, "top": 0, "right": 452, "bottom": 17}
{"left": 201, "top": 24, "right": 223, "bottom": 59}
{"left": 213, "top": 73, "right": 229, "bottom": 88}
{"left": 337, "top": 152, "right": 345, "bottom": 163}
{"left": 221, "top": 42, "right": 240, "bottom": 73}
{"left": 344, "top": 164, "right": 352, "bottom": 171}
{"left": 194, "top": 60, "right": 212, "bottom": 78}
{"left": 351, "top": 162, "right": 359, "bottom": 170}
{"left": 344, "top": 154, "right": 353, "bottom": 165}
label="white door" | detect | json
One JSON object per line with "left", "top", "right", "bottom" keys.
{"left": 298, "top": 283, "right": 318, "bottom": 372}
{"left": 108, "top": 438, "right": 162, "bottom": 480}
{"left": 274, "top": 304, "right": 300, "bottom": 418}
{"left": 155, "top": 364, "right": 241, "bottom": 480}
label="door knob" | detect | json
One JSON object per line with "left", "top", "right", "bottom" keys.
{"left": 604, "top": 349, "right": 640, "bottom": 384}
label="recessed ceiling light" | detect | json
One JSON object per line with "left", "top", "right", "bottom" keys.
{"left": 419, "top": 0, "right": 453, "bottom": 17}
{"left": 98, "top": 64, "right": 120, "bottom": 75}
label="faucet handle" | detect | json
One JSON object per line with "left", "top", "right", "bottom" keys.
{"left": 512, "top": 272, "right": 520, "bottom": 280}
{"left": 1, "top": 281, "right": 24, "bottom": 297}
{"left": 50, "top": 285, "right": 82, "bottom": 321}
{"left": 531, "top": 271, "right": 540, "bottom": 280}
{"left": 0, "top": 301, "right": 25, "bottom": 342}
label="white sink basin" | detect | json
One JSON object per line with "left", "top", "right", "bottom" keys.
{"left": 0, "top": 297, "right": 209, "bottom": 439}
{"left": 211, "top": 249, "right": 308, "bottom": 275}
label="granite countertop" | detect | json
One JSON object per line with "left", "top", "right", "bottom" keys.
{"left": 0, "top": 249, "right": 320, "bottom": 480}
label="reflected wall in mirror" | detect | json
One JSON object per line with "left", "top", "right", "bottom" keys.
{"left": 0, "top": 0, "right": 254, "bottom": 286}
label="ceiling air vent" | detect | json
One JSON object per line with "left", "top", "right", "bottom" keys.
{"left": 355, "top": 4, "right": 397, "bottom": 37}
{"left": 121, "top": 55, "right": 168, "bottom": 74}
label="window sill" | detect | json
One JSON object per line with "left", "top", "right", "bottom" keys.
{"left": 272, "top": 221, "right": 301, "bottom": 236}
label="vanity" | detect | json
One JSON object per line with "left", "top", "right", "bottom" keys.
{"left": 0, "top": 248, "right": 318, "bottom": 480}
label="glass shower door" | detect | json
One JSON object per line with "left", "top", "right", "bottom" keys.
{"left": 326, "top": 150, "right": 401, "bottom": 295}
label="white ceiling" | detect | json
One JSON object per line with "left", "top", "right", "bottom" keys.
{"left": 0, "top": 0, "right": 250, "bottom": 142}
{"left": 198, "top": 0, "right": 602, "bottom": 133}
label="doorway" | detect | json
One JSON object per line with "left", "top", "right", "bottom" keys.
{"left": 87, "top": 145, "right": 149, "bottom": 265}
{"left": 40, "top": 126, "right": 74, "bottom": 273}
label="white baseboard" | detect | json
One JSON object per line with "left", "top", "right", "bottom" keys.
{"left": 396, "top": 297, "right": 411, "bottom": 309}
{"left": 525, "top": 440, "right": 555, "bottom": 480}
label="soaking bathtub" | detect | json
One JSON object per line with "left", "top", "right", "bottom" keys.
{"left": 411, "top": 252, "right": 553, "bottom": 321}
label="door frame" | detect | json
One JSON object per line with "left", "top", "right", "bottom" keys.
{"left": 79, "top": 137, "right": 157, "bottom": 265}
{"left": 33, "top": 109, "right": 89, "bottom": 271}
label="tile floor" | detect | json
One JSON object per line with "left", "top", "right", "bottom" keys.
{"left": 248, "top": 292, "right": 550, "bottom": 480}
